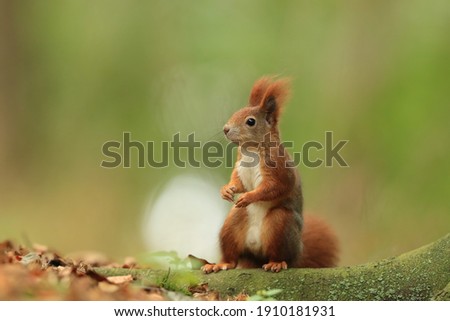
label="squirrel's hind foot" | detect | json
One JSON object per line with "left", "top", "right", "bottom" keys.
{"left": 201, "top": 262, "right": 236, "bottom": 274}
{"left": 262, "top": 261, "right": 287, "bottom": 273}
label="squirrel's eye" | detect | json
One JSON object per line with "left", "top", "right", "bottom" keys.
{"left": 246, "top": 118, "right": 256, "bottom": 127}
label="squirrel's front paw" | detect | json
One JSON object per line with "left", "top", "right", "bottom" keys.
{"left": 235, "top": 193, "right": 254, "bottom": 208}
{"left": 221, "top": 185, "right": 236, "bottom": 202}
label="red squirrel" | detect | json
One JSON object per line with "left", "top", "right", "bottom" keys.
{"left": 202, "top": 77, "right": 339, "bottom": 273}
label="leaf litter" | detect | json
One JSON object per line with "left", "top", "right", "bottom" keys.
{"left": 0, "top": 240, "right": 237, "bottom": 301}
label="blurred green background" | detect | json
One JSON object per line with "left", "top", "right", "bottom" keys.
{"left": 0, "top": 0, "right": 449, "bottom": 266}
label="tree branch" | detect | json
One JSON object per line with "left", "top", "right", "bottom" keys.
{"left": 97, "top": 234, "right": 449, "bottom": 300}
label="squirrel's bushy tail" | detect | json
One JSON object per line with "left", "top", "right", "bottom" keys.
{"left": 300, "top": 214, "right": 339, "bottom": 268}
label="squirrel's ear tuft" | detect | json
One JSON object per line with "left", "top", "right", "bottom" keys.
{"left": 248, "top": 77, "right": 272, "bottom": 106}
{"left": 260, "top": 78, "right": 290, "bottom": 124}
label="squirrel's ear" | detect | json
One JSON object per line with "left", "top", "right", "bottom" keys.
{"left": 260, "top": 78, "right": 290, "bottom": 124}
{"left": 248, "top": 77, "right": 272, "bottom": 106}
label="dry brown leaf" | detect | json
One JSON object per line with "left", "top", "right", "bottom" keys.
{"left": 98, "top": 281, "right": 120, "bottom": 293}
{"left": 193, "top": 291, "right": 220, "bottom": 301}
{"left": 147, "top": 292, "right": 166, "bottom": 301}
{"left": 0, "top": 239, "right": 224, "bottom": 301}
{"left": 234, "top": 292, "right": 250, "bottom": 301}
{"left": 32, "top": 243, "right": 48, "bottom": 253}
{"left": 67, "top": 251, "right": 110, "bottom": 266}
{"left": 187, "top": 254, "right": 211, "bottom": 269}
{"left": 189, "top": 283, "right": 221, "bottom": 301}
{"left": 123, "top": 256, "right": 137, "bottom": 268}
{"left": 188, "top": 283, "right": 209, "bottom": 294}
{"left": 106, "top": 275, "right": 133, "bottom": 285}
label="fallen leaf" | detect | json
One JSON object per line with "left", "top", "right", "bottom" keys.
{"left": 187, "top": 254, "right": 211, "bottom": 269}
{"left": 20, "top": 252, "right": 41, "bottom": 266}
{"left": 98, "top": 281, "right": 120, "bottom": 293}
{"left": 106, "top": 275, "right": 134, "bottom": 285}
{"left": 123, "top": 256, "right": 137, "bottom": 268}
{"left": 32, "top": 243, "right": 48, "bottom": 253}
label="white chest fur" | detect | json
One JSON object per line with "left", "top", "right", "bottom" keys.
{"left": 237, "top": 152, "right": 268, "bottom": 254}
{"left": 237, "top": 151, "right": 262, "bottom": 191}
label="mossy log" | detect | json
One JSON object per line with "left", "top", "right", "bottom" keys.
{"left": 97, "top": 234, "right": 449, "bottom": 300}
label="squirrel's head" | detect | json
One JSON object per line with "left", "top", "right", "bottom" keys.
{"left": 223, "top": 77, "right": 290, "bottom": 145}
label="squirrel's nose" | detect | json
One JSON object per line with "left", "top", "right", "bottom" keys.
{"left": 223, "top": 125, "right": 230, "bottom": 135}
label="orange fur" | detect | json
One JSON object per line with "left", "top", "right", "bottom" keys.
{"left": 260, "top": 78, "right": 290, "bottom": 125}
{"left": 202, "top": 77, "right": 339, "bottom": 274}
{"left": 299, "top": 215, "right": 339, "bottom": 268}
{"left": 248, "top": 77, "right": 272, "bottom": 106}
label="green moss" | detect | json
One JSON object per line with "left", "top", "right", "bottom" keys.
{"left": 96, "top": 234, "right": 450, "bottom": 301}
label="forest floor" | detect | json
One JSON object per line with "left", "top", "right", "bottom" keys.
{"left": 0, "top": 240, "right": 231, "bottom": 301}
{"left": 1, "top": 237, "right": 449, "bottom": 301}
